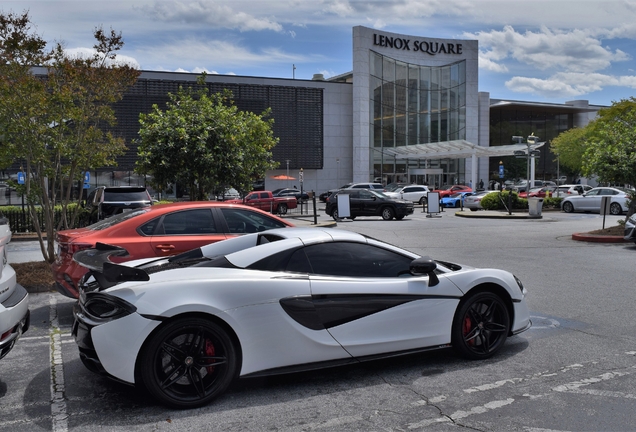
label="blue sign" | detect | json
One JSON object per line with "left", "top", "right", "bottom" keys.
{"left": 84, "top": 172, "right": 90, "bottom": 183}
{"left": 498, "top": 165, "right": 504, "bottom": 178}
{"left": 83, "top": 183, "right": 90, "bottom": 189}
{"left": 17, "top": 172, "right": 25, "bottom": 184}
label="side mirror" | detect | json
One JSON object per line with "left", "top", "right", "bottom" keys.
{"left": 410, "top": 256, "right": 439, "bottom": 286}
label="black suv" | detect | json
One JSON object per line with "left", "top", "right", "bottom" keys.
{"left": 85, "top": 186, "right": 152, "bottom": 222}
{"left": 325, "top": 189, "right": 414, "bottom": 221}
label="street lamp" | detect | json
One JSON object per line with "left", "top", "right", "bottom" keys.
{"left": 286, "top": 160, "right": 290, "bottom": 186}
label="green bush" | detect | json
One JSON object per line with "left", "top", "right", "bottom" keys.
{"left": 0, "top": 203, "right": 90, "bottom": 232}
{"left": 543, "top": 197, "right": 563, "bottom": 208}
{"left": 480, "top": 191, "right": 528, "bottom": 210}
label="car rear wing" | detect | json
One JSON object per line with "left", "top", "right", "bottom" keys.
{"left": 74, "top": 243, "right": 150, "bottom": 287}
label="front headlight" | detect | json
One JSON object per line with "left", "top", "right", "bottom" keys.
{"left": 513, "top": 275, "right": 525, "bottom": 293}
{"left": 81, "top": 293, "right": 137, "bottom": 323}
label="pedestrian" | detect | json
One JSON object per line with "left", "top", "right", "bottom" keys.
{"left": 479, "top": 179, "right": 484, "bottom": 189}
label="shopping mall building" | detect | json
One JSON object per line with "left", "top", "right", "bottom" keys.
{"left": 23, "top": 26, "right": 605, "bottom": 196}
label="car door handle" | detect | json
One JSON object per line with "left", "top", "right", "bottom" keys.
{"left": 155, "top": 244, "right": 175, "bottom": 252}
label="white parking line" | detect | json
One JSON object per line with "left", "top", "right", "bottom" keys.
{"left": 49, "top": 296, "right": 68, "bottom": 432}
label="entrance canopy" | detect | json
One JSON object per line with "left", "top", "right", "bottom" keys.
{"left": 382, "top": 140, "right": 544, "bottom": 160}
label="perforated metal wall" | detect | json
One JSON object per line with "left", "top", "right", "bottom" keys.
{"left": 111, "top": 79, "right": 324, "bottom": 171}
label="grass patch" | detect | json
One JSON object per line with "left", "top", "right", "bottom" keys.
{"left": 12, "top": 261, "right": 55, "bottom": 291}
{"left": 587, "top": 225, "right": 624, "bottom": 236}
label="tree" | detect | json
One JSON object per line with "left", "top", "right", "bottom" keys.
{"left": 581, "top": 98, "right": 636, "bottom": 218}
{"left": 136, "top": 77, "right": 279, "bottom": 200}
{"left": 0, "top": 11, "right": 140, "bottom": 263}
{"left": 549, "top": 126, "right": 588, "bottom": 175}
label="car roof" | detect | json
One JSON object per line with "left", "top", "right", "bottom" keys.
{"left": 200, "top": 227, "right": 368, "bottom": 267}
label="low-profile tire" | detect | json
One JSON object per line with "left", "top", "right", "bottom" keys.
{"left": 610, "top": 202, "right": 622, "bottom": 215}
{"left": 332, "top": 209, "right": 339, "bottom": 221}
{"left": 381, "top": 207, "right": 395, "bottom": 220}
{"left": 451, "top": 291, "right": 510, "bottom": 360}
{"left": 139, "top": 317, "right": 238, "bottom": 409}
{"left": 470, "top": 208, "right": 478, "bottom": 212}
{"left": 562, "top": 201, "right": 574, "bottom": 213}
{"left": 277, "top": 204, "right": 288, "bottom": 215}
{"left": 395, "top": 215, "right": 405, "bottom": 220}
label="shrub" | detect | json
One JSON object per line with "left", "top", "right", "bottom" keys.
{"left": 480, "top": 191, "right": 527, "bottom": 211}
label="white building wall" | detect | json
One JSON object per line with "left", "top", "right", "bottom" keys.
{"left": 353, "top": 26, "right": 479, "bottom": 183}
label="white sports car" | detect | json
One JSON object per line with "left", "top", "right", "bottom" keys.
{"left": 72, "top": 228, "right": 531, "bottom": 409}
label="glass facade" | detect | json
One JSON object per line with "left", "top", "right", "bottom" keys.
{"left": 369, "top": 50, "right": 467, "bottom": 185}
{"left": 489, "top": 105, "right": 573, "bottom": 181}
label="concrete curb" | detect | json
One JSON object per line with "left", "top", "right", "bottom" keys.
{"left": 571, "top": 233, "right": 630, "bottom": 243}
{"left": 454, "top": 210, "right": 542, "bottom": 219}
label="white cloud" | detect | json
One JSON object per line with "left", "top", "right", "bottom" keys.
{"left": 138, "top": 38, "right": 319, "bottom": 71}
{"left": 63, "top": 47, "right": 141, "bottom": 69}
{"left": 142, "top": 1, "right": 284, "bottom": 32}
{"left": 467, "top": 26, "right": 630, "bottom": 74}
{"left": 506, "top": 72, "right": 636, "bottom": 98}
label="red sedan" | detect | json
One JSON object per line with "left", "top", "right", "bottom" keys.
{"left": 52, "top": 202, "right": 294, "bottom": 298}
{"left": 433, "top": 184, "right": 473, "bottom": 198}
{"left": 518, "top": 187, "right": 557, "bottom": 199}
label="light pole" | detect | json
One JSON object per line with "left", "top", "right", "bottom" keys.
{"left": 286, "top": 160, "right": 290, "bottom": 187}
{"left": 336, "top": 158, "right": 340, "bottom": 187}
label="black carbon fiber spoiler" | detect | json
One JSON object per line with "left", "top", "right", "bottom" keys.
{"left": 73, "top": 242, "right": 150, "bottom": 284}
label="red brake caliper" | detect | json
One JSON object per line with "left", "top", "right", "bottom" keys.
{"left": 463, "top": 316, "right": 474, "bottom": 346}
{"left": 205, "top": 339, "right": 216, "bottom": 373}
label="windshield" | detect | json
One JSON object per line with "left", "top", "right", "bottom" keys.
{"left": 87, "top": 208, "right": 149, "bottom": 230}
{"left": 369, "top": 190, "right": 388, "bottom": 198}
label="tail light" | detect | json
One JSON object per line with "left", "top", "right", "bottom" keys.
{"left": 60, "top": 242, "right": 93, "bottom": 257}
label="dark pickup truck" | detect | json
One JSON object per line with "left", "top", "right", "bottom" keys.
{"left": 226, "top": 191, "right": 297, "bottom": 214}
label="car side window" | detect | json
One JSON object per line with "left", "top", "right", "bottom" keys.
{"left": 301, "top": 242, "right": 412, "bottom": 278}
{"left": 220, "top": 207, "right": 287, "bottom": 233}
{"left": 160, "top": 209, "right": 217, "bottom": 235}
{"left": 358, "top": 190, "right": 373, "bottom": 199}
{"left": 586, "top": 189, "right": 600, "bottom": 196}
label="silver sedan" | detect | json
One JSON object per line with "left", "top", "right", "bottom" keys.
{"left": 561, "top": 187, "right": 631, "bottom": 215}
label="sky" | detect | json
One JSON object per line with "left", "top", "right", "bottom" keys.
{"left": 4, "top": 0, "right": 636, "bottom": 106}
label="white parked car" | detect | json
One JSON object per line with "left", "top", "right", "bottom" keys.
{"left": 0, "top": 212, "right": 30, "bottom": 360}
{"left": 72, "top": 227, "right": 530, "bottom": 408}
{"left": 552, "top": 184, "right": 593, "bottom": 198}
{"left": 384, "top": 184, "right": 430, "bottom": 204}
{"left": 561, "top": 187, "right": 632, "bottom": 215}
{"left": 463, "top": 190, "right": 498, "bottom": 211}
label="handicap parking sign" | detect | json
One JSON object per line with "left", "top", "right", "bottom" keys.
{"left": 17, "top": 171, "right": 25, "bottom": 184}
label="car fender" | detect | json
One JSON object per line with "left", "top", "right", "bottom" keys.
{"left": 444, "top": 268, "right": 525, "bottom": 302}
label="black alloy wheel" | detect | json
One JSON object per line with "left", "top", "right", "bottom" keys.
{"left": 562, "top": 201, "right": 574, "bottom": 213}
{"left": 451, "top": 291, "right": 510, "bottom": 360}
{"left": 381, "top": 207, "right": 395, "bottom": 220}
{"left": 140, "top": 317, "right": 238, "bottom": 409}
